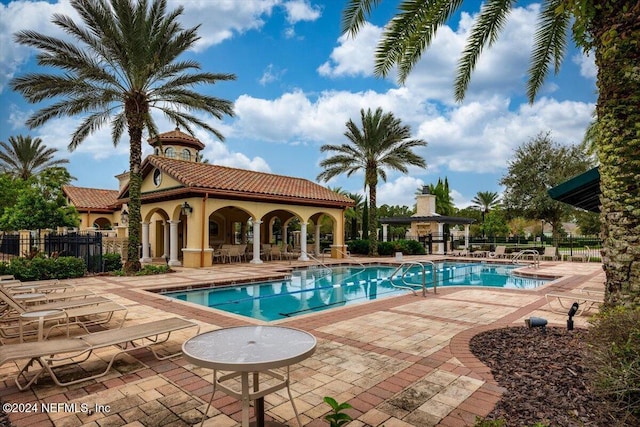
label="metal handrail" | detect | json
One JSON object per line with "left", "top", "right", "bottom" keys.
{"left": 386, "top": 260, "right": 437, "bottom": 297}
{"left": 512, "top": 249, "right": 539, "bottom": 268}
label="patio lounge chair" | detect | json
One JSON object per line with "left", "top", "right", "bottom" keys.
{"left": 0, "top": 317, "right": 199, "bottom": 390}
{"left": 541, "top": 246, "right": 559, "bottom": 261}
{"left": 489, "top": 246, "right": 507, "bottom": 258}
{"left": 545, "top": 291, "right": 602, "bottom": 315}
{"left": 0, "top": 290, "right": 127, "bottom": 341}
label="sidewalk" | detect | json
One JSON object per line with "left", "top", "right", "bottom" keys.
{"left": 0, "top": 257, "right": 604, "bottom": 426}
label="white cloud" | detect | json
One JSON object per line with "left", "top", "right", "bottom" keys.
{"left": 0, "top": 0, "right": 283, "bottom": 91}
{"left": 259, "top": 64, "right": 286, "bottom": 85}
{"left": 283, "top": 0, "right": 321, "bottom": 24}
{"left": 317, "top": 23, "right": 380, "bottom": 78}
{"left": 376, "top": 176, "right": 424, "bottom": 207}
{"left": 168, "top": 0, "right": 281, "bottom": 51}
{"left": 0, "top": 0, "right": 78, "bottom": 93}
{"left": 572, "top": 52, "right": 597, "bottom": 80}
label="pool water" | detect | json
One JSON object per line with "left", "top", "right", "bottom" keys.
{"left": 163, "top": 262, "right": 548, "bottom": 321}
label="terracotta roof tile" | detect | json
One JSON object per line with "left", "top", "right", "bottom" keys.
{"left": 146, "top": 156, "right": 353, "bottom": 206}
{"left": 63, "top": 186, "right": 120, "bottom": 210}
{"left": 147, "top": 127, "right": 205, "bottom": 150}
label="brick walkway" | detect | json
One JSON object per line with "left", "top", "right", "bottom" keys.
{"left": 0, "top": 256, "right": 604, "bottom": 427}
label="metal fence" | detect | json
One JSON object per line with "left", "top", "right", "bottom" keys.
{"left": 0, "top": 231, "right": 103, "bottom": 273}
{"left": 388, "top": 233, "right": 602, "bottom": 260}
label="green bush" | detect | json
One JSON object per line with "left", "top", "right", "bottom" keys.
{"left": 346, "top": 239, "right": 370, "bottom": 255}
{"left": 102, "top": 253, "right": 122, "bottom": 272}
{"left": 5, "top": 256, "right": 86, "bottom": 281}
{"left": 135, "top": 264, "right": 172, "bottom": 276}
{"left": 377, "top": 241, "right": 395, "bottom": 255}
{"left": 585, "top": 306, "right": 640, "bottom": 422}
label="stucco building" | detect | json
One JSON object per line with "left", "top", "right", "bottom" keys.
{"left": 63, "top": 128, "right": 354, "bottom": 268}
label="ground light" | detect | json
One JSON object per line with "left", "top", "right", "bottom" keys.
{"left": 567, "top": 302, "right": 579, "bottom": 331}
{"left": 525, "top": 316, "right": 548, "bottom": 333}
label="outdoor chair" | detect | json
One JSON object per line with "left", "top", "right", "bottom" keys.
{"left": 269, "top": 245, "right": 283, "bottom": 260}
{"left": 0, "top": 317, "right": 199, "bottom": 390}
{"left": 540, "top": 246, "right": 559, "bottom": 261}
{"left": 212, "top": 244, "right": 233, "bottom": 263}
{"left": 227, "top": 244, "right": 247, "bottom": 263}
{"left": 0, "top": 290, "right": 127, "bottom": 342}
{"left": 545, "top": 291, "right": 602, "bottom": 315}
{"left": 489, "top": 246, "right": 507, "bottom": 258}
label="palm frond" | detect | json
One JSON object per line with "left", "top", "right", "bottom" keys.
{"left": 526, "top": 0, "right": 570, "bottom": 103}
{"left": 341, "top": 0, "right": 382, "bottom": 37}
{"left": 376, "top": 0, "right": 464, "bottom": 83}
{"left": 454, "top": 0, "right": 515, "bottom": 102}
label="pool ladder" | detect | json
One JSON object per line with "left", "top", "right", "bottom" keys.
{"left": 386, "top": 261, "right": 437, "bottom": 297}
{"left": 511, "top": 249, "right": 540, "bottom": 268}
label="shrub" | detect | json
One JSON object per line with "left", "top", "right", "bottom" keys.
{"left": 102, "top": 253, "right": 122, "bottom": 272}
{"left": 346, "top": 240, "right": 369, "bottom": 255}
{"left": 585, "top": 306, "right": 640, "bottom": 423}
{"left": 5, "top": 256, "right": 86, "bottom": 281}
{"left": 135, "top": 264, "right": 172, "bottom": 276}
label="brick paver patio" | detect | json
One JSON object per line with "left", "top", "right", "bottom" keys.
{"left": 0, "top": 255, "right": 604, "bottom": 426}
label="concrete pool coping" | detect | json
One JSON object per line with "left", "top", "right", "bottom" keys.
{"left": 1, "top": 254, "right": 604, "bottom": 427}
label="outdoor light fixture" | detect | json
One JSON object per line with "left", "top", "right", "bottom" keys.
{"left": 525, "top": 316, "right": 548, "bottom": 333}
{"left": 121, "top": 209, "right": 129, "bottom": 225}
{"left": 181, "top": 201, "right": 193, "bottom": 216}
{"left": 567, "top": 302, "right": 579, "bottom": 331}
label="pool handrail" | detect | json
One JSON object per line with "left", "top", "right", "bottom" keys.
{"left": 386, "top": 261, "right": 437, "bottom": 297}
{"left": 512, "top": 249, "right": 540, "bottom": 268}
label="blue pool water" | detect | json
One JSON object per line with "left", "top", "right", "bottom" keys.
{"left": 163, "top": 262, "right": 549, "bottom": 321}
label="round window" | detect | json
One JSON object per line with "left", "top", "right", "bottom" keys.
{"left": 153, "top": 169, "right": 162, "bottom": 187}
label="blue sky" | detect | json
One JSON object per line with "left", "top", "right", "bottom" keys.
{"left": 0, "top": 0, "right": 596, "bottom": 208}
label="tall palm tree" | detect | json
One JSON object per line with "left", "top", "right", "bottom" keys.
{"left": 342, "top": 1, "right": 640, "bottom": 307}
{"left": 0, "top": 135, "right": 69, "bottom": 180}
{"left": 317, "top": 107, "right": 427, "bottom": 256}
{"left": 471, "top": 191, "right": 501, "bottom": 238}
{"left": 10, "top": 0, "right": 235, "bottom": 273}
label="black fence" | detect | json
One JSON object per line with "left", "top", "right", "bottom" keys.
{"left": 396, "top": 233, "right": 602, "bottom": 260}
{"left": 0, "top": 231, "right": 103, "bottom": 273}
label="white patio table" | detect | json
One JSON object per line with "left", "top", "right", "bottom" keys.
{"left": 182, "top": 325, "right": 317, "bottom": 427}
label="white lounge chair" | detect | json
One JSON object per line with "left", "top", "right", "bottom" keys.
{"left": 0, "top": 317, "right": 200, "bottom": 390}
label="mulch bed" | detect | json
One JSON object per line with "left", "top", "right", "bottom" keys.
{"left": 469, "top": 326, "right": 630, "bottom": 426}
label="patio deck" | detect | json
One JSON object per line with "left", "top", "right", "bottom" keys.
{"left": 0, "top": 255, "right": 604, "bottom": 427}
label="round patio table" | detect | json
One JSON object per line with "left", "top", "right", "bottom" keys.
{"left": 183, "top": 325, "right": 316, "bottom": 427}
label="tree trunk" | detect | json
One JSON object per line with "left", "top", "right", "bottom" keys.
{"left": 123, "top": 98, "right": 146, "bottom": 274}
{"left": 592, "top": 1, "right": 640, "bottom": 307}
{"left": 368, "top": 184, "right": 378, "bottom": 256}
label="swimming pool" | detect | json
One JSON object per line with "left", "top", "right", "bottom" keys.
{"left": 163, "top": 262, "right": 550, "bottom": 321}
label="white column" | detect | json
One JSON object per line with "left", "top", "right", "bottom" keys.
{"left": 250, "top": 220, "right": 263, "bottom": 264}
{"left": 464, "top": 224, "right": 470, "bottom": 252}
{"left": 140, "top": 222, "right": 152, "bottom": 263}
{"left": 162, "top": 221, "right": 170, "bottom": 258}
{"left": 314, "top": 223, "right": 321, "bottom": 256}
{"left": 283, "top": 224, "right": 289, "bottom": 247}
{"left": 168, "top": 220, "right": 181, "bottom": 266}
{"left": 437, "top": 222, "right": 445, "bottom": 254}
{"left": 382, "top": 224, "right": 388, "bottom": 242}
{"left": 298, "top": 222, "right": 309, "bottom": 261}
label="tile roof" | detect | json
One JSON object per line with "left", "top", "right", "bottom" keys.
{"left": 145, "top": 156, "right": 354, "bottom": 206}
{"left": 63, "top": 186, "right": 120, "bottom": 210}
{"left": 147, "top": 127, "right": 205, "bottom": 150}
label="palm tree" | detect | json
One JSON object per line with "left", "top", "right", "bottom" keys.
{"left": 317, "top": 107, "right": 427, "bottom": 255}
{"left": 471, "top": 191, "right": 501, "bottom": 239}
{"left": 0, "top": 135, "right": 69, "bottom": 180}
{"left": 342, "top": 1, "right": 640, "bottom": 307}
{"left": 10, "top": 0, "right": 235, "bottom": 273}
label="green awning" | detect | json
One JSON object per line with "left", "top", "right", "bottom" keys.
{"left": 548, "top": 167, "right": 600, "bottom": 213}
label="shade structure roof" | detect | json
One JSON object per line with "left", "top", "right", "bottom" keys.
{"left": 547, "top": 167, "right": 600, "bottom": 213}
{"left": 379, "top": 215, "right": 475, "bottom": 225}
{"left": 63, "top": 186, "right": 120, "bottom": 212}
